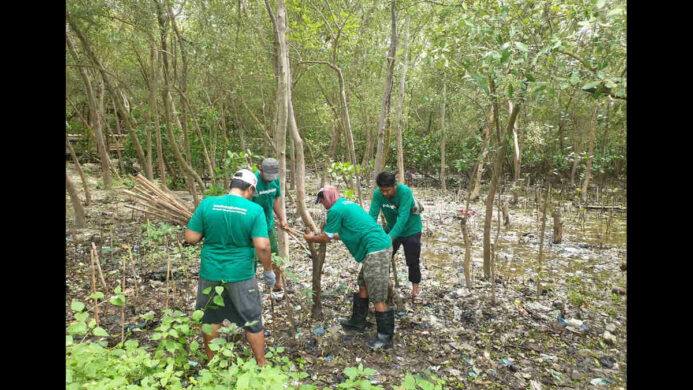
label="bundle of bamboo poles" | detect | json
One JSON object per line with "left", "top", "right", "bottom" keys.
{"left": 122, "top": 174, "right": 192, "bottom": 226}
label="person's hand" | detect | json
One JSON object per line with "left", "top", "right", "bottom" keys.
{"left": 262, "top": 270, "right": 276, "bottom": 288}
{"left": 280, "top": 220, "right": 289, "bottom": 231}
{"left": 303, "top": 232, "right": 313, "bottom": 242}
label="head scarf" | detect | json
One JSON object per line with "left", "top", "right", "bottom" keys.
{"left": 318, "top": 185, "right": 340, "bottom": 209}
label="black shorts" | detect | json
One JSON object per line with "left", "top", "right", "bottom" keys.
{"left": 194, "top": 278, "right": 263, "bottom": 333}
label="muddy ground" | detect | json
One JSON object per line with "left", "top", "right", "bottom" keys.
{"left": 66, "top": 164, "right": 626, "bottom": 389}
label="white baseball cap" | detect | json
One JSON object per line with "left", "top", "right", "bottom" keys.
{"left": 233, "top": 169, "right": 257, "bottom": 188}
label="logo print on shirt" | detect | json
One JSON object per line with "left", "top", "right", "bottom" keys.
{"left": 212, "top": 205, "right": 248, "bottom": 215}
{"left": 383, "top": 204, "right": 398, "bottom": 210}
{"left": 254, "top": 188, "right": 277, "bottom": 197}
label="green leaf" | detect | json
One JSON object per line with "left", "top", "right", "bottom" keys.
{"left": 74, "top": 311, "right": 89, "bottom": 322}
{"left": 192, "top": 310, "right": 204, "bottom": 321}
{"left": 213, "top": 295, "right": 224, "bottom": 307}
{"left": 150, "top": 332, "right": 162, "bottom": 340}
{"left": 582, "top": 81, "right": 602, "bottom": 91}
{"left": 89, "top": 292, "right": 104, "bottom": 300}
{"left": 214, "top": 286, "right": 224, "bottom": 295}
{"left": 202, "top": 324, "right": 214, "bottom": 335}
{"left": 71, "top": 300, "right": 85, "bottom": 312}
{"left": 66, "top": 335, "right": 74, "bottom": 346}
{"left": 109, "top": 296, "right": 124, "bottom": 307}
{"left": 202, "top": 287, "right": 212, "bottom": 295}
{"left": 514, "top": 42, "right": 528, "bottom": 52}
{"left": 67, "top": 322, "right": 88, "bottom": 336}
{"left": 93, "top": 326, "right": 109, "bottom": 337}
{"left": 168, "top": 329, "right": 179, "bottom": 338}
{"left": 88, "top": 319, "right": 97, "bottom": 329}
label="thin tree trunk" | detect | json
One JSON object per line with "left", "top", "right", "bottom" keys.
{"left": 536, "top": 184, "right": 550, "bottom": 294}
{"left": 68, "top": 17, "right": 148, "bottom": 175}
{"left": 510, "top": 102, "right": 521, "bottom": 183}
{"left": 440, "top": 81, "right": 447, "bottom": 191}
{"left": 581, "top": 105, "right": 598, "bottom": 203}
{"left": 265, "top": 0, "right": 290, "bottom": 260}
{"left": 373, "top": 0, "right": 398, "bottom": 179}
{"left": 67, "top": 174, "right": 86, "bottom": 228}
{"left": 148, "top": 43, "right": 167, "bottom": 187}
{"left": 570, "top": 113, "right": 583, "bottom": 187}
{"left": 469, "top": 110, "right": 493, "bottom": 201}
{"left": 155, "top": 1, "right": 205, "bottom": 191}
{"left": 483, "top": 77, "right": 523, "bottom": 279}
{"left": 67, "top": 140, "right": 91, "bottom": 206}
{"left": 66, "top": 33, "right": 112, "bottom": 189}
{"left": 395, "top": 17, "right": 410, "bottom": 183}
{"left": 552, "top": 207, "right": 563, "bottom": 244}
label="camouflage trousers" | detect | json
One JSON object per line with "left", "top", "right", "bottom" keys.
{"left": 357, "top": 248, "right": 392, "bottom": 304}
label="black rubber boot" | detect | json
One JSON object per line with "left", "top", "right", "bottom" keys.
{"left": 340, "top": 293, "right": 369, "bottom": 332}
{"left": 367, "top": 309, "right": 394, "bottom": 350}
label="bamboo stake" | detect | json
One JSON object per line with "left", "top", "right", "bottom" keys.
{"left": 91, "top": 242, "right": 108, "bottom": 291}
{"left": 90, "top": 246, "right": 100, "bottom": 326}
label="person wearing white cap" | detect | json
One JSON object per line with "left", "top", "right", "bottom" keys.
{"left": 184, "top": 169, "right": 276, "bottom": 366}
{"left": 252, "top": 158, "right": 289, "bottom": 291}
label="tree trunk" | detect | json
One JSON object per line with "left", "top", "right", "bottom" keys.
{"left": 155, "top": 1, "right": 205, "bottom": 191}
{"left": 483, "top": 78, "right": 522, "bottom": 279}
{"left": 265, "top": 0, "right": 290, "bottom": 260}
{"left": 148, "top": 43, "right": 167, "bottom": 187}
{"left": 67, "top": 174, "right": 86, "bottom": 228}
{"left": 439, "top": 81, "right": 447, "bottom": 191}
{"left": 460, "top": 215, "right": 473, "bottom": 288}
{"left": 373, "top": 0, "right": 398, "bottom": 179}
{"left": 395, "top": 17, "right": 410, "bottom": 183}
{"left": 66, "top": 140, "right": 91, "bottom": 206}
{"left": 570, "top": 113, "right": 583, "bottom": 187}
{"left": 552, "top": 207, "right": 563, "bottom": 244}
{"left": 537, "top": 184, "right": 550, "bottom": 293}
{"left": 510, "top": 102, "right": 521, "bottom": 183}
{"left": 581, "top": 105, "right": 598, "bottom": 203}
{"left": 469, "top": 110, "right": 493, "bottom": 200}
{"left": 68, "top": 16, "right": 148, "bottom": 175}
{"left": 66, "top": 33, "right": 112, "bottom": 189}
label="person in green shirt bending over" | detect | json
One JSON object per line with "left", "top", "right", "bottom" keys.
{"left": 304, "top": 185, "right": 396, "bottom": 350}
{"left": 369, "top": 171, "right": 424, "bottom": 299}
{"left": 252, "top": 158, "right": 289, "bottom": 292}
{"left": 184, "top": 169, "right": 276, "bottom": 366}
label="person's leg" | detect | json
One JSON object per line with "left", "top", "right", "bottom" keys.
{"left": 357, "top": 266, "right": 368, "bottom": 299}
{"left": 268, "top": 228, "right": 284, "bottom": 291}
{"left": 403, "top": 233, "right": 422, "bottom": 297}
{"left": 245, "top": 330, "right": 267, "bottom": 366}
{"left": 202, "top": 323, "right": 222, "bottom": 360}
{"left": 362, "top": 249, "right": 395, "bottom": 349}
{"left": 340, "top": 265, "right": 370, "bottom": 331}
{"left": 224, "top": 278, "right": 267, "bottom": 365}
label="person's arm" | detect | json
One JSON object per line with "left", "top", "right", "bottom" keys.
{"left": 184, "top": 200, "right": 205, "bottom": 245}
{"left": 251, "top": 211, "right": 272, "bottom": 271}
{"left": 388, "top": 189, "right": 414, "bottom": 240}
{"left": 368, "top": 190, "right": 382, "bottom": 222}
{"left": 253, "top": 237, "right": 272, "bottom": 271}
{"left": 306, "top": 207, "right": 341, "bottom": 243}
{"left": 184, "top": 229, "right": 203, "bottom": 244}
{"left": 273, "top": 196, "right": 288, "bottom": 230}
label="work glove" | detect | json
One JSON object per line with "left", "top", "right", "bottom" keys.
{"left": 262, "top": 270, "right": 276, "bottom": 289}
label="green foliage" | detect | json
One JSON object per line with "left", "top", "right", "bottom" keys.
{"left": 337, "top": 364, "right": 380, "bottom": 389}
{"left": 203, "top": 183, "right": 226, "bottom": 196}
{"left": 394, "top": 373, "right": 446, "bottom": 390}
{"left": 141, "top": 221, "right": 177, "bottom": 246}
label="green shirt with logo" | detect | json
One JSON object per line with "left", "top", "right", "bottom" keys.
{"left": 324, "top": 198, "right": 391, "bottom": 263}
{"left": 187, "top": 194, "right": 268, "bottom": 282}
{"left": 368, "top": 183, "right": 423, "bottom": 240}
{"left": 252, "top": 171, "right": 281, "bottom": 231}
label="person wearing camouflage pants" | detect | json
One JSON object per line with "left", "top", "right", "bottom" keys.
{"left": 304, "top": 185, "right": 395, "bottom": 350}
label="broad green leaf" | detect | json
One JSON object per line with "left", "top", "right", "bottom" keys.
{"left": 202, "top": 324, "right": 214, "bottom": 335}
{"left": 89, "top": 292, "right": 104, "bottom": 300}
{"left": 202, "top": 287, "right": 212, "bottom": 295}
{"left": 582, "top": 81, "right": 602, "bottom": 91}
{"left": 67, "top": 322, "right": 87, "bottom": 335}
{"left": 74, "top": 312, "right": 89, "bottom": 322}
{"left": 71, "top": 300, "right": 85, "bottom": 312}
{"left": 213, "top": 295, "right": 224, "bottom": 307}
{"left": 192, "top": 310, "right": 204, "bottom": 321}
{"left": 92, "top": 326, "right": 109, "bottom": 337}
{"left": 66, "top": 335, "right": 74, "bottom": 346}
{"left": 214, "top": 286, "right": 224, "bottom": 295}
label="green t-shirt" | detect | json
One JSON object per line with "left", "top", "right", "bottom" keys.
{"left": 187, "top": 194, "right": 269, "bottom": 282}
{"left": 251, "top": 171, "right": 281, "bottom": 231}
{"left": 324, "top": 198, "right": 391, "bottom": 263}
{"left": 368, "top": 183, "right": 423, "bottom": 240}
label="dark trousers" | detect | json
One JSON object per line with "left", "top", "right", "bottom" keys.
{"left": 392, "top": 232, "right": 422, "bottom": 284}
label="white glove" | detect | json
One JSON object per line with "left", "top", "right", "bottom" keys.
{"left": 262, "top": 270, "right": 276, "bottom": 288}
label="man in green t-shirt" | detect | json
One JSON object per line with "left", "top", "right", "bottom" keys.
{"left": 252, "top": 158, "right": 289, "bottom": 291}
{"left": 304, "top": 185, "right": 396, "bottom": 350}
{"left": 369, "top": 171, "right": 424, "bottom": 299}
{"left": 184, "top": 169, "right": 276, "bottom": 366}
